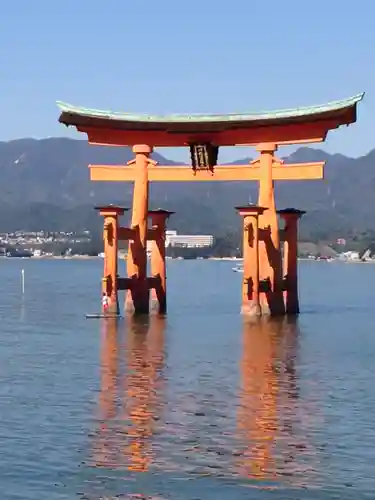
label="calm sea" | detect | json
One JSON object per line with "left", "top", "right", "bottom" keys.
{"left": 0, "top": 258, "right": 374, "bottom": 499}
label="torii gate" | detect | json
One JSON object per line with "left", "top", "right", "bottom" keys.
{"left": 57, "top": 93, "right": 363, "bottom": 317}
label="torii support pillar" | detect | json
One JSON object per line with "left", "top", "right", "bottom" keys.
{"left": 95, "top": 205, "right": 127, "bottom": 314}
{"left": 236, "top": 205, "right": 266, "bottom": 317}
{"left": 149, "top": 209, "right": 174, "bottom": 315}
{"left": 125, "top": 145, "right": 155, "bottom": 315}
{"left": 278, "top": 208, "right": 306, "bottom": 315}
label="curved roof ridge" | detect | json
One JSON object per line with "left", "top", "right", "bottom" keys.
{"left": 56, "top": 93, "right": 364, "bottom": 124}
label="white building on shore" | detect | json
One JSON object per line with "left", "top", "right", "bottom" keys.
{"left": 338, "top": 250, "right": 360, "bottom": 261}
{"left": 146, "top": 229, "right": 214, "bottom": 252}
{"left": 165, "top": 230, "right": 214, "bottom": 248}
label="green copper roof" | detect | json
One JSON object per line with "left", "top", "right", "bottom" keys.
{"left": 57, "top": 93, "right": 364, "bottom": 125}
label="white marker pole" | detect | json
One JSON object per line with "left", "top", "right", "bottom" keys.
{"left": 21, "top": 269, "right": 25, "bottom": 295}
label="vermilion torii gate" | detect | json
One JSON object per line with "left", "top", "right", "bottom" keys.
{"left": 57, "top": 93, "right": 363, "bottom": 317}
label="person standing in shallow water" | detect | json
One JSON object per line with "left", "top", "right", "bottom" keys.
{"left": 102, "top": 292, "right": 109, "bottom": 313}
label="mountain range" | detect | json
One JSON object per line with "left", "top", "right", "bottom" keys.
{"left": 0, "top": 137, "right": 373, "bottom": 239}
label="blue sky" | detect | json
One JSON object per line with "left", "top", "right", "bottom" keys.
{"left": 1, "top": 0, "right": 373, "bottom": 161}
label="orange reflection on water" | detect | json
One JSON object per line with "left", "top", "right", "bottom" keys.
{"left": 94, "top": 318, "right": 120, "bottom": 468}
{"left": 237, "top": 318, "right": 280, "bottom": 480}
{"left": 91, "top": 315, "right": 166, "bottom": 472}
{"left": 236, "top": 317, "right": 317, "bottom": 485}
{"left": 123, "top": 315, "right": 165, "bottom": 472}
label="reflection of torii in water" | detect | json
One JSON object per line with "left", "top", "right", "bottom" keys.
{"left": 237, "top": 318, "right": 281, "bottom": 480}
{"left": 122, "top": 315, "right": 166, "bottom": 472}
{"left": 236, "top": 318, "right": 318, "bottom": 485}
{"left": 91, "top": 315, "right": 166, "bottom": 471}
{"left": 93, "top": 318, "right": 120, "bottom": 468}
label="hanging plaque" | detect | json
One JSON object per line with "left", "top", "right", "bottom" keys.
{"left": 189, "top": 143, "right": 219, "bottom": 172}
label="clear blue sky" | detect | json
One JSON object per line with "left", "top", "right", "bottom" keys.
{"left": 1, "top": 0, "right": 373, "bottom": 161}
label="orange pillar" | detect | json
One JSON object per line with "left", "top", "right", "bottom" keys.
{"left": 256, "top": 143, "right": 285, "bottom": 316}
{"left": 125, "top": 145, "right": 153, "bottom": 315}
{"left": 96, "top": 205, "right": 126, "bottom": 315}
{"left": 236, "top": 205, "right": 265, "bottom": 317}
{"left": 278, "top": 208, "right": 305, "bottom": 315}
{"left": 149, "top": 209, "right": 174, "bottom": 314}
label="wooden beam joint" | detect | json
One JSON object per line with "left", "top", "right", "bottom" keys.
{"left": 118, "top": 227, "right": 134, "bottom": 240}
{"left": 117, "top": 277, "right": 132, "bottom": 290}
{"left": 117, "top": 276, "right": 161, "bottom": 291}
{"left": 117, "top": 227, "right": 157, "bottom": 241}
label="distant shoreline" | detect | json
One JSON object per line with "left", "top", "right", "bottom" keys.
{"left": 0, "top": 255, "right": 100, "bottom": 260}
{"left": 1, "top": 255, "right": 374, "bottom": 264}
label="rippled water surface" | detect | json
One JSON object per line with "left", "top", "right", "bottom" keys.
{"left": 0, "top": 258, "right": 375, "bottom": 499}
